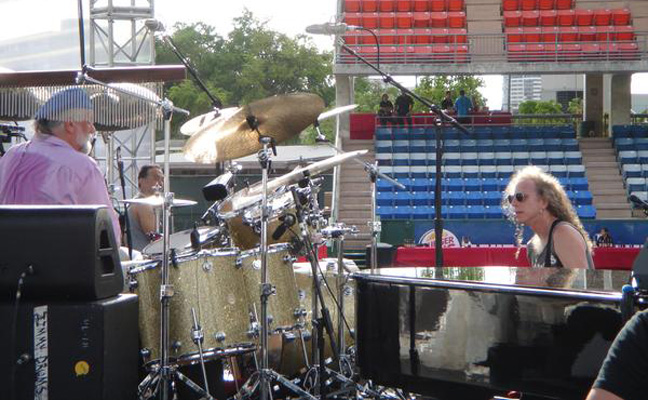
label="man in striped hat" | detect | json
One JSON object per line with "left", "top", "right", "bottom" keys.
{"left": 0, "top": 87, "right": 121, "bottom": 243}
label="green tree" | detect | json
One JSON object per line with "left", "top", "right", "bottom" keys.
{"left": 567, "top": 97, "right": 583, "bottom": 115}
{"left": 517, "top": 99, "right": 565, "bottom": 124}
{"left": 353, "top": 77, "right": 399, "bottom": 112}
{"left": 412, "top": 75, "right": 485, "bottom": 113}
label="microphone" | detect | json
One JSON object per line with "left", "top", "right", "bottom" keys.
{"left": 629, "top": 194, "right": 648, "bottom": 210}
{"left": 144, "top": 18, "right": 165, "bottom": 32}
{"left": 305, "top": 22, "right": 361, "bottom": 36}
{"left": 272, "top": 214, "right": 296, "bottom": 240}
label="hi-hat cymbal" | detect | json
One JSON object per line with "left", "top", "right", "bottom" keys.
{"left": 122, "top": 195, "right": 197, "bottom": 208}
{"left": 183, "top": 93, "right": 325, "bottom": 163}
{"left": 218, "top": 149, "right": 368, "bottom": 218}
{"left": 180, "top": 107, "right": 239, "bottom": 136}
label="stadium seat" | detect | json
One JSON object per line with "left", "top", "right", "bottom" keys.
{"left": 558, "top": 26, "right": 578, "bottom": 42}
{"left": 643, "top": 165, "right": 648, "bottom": 178}
{"left": 483, "top": 191, "right": 502, "bottom": 205}
{"left": 595, "top": 26, "right": 612, "bottom": 42}
{"left": 392, "top": 206, "right": 412, "bottom": 219}
{"left": 393, "top": 153, "right": 411, "bottom": 166}
{"left": 506, "top": 27, "right": 524, "bottom": 43}
{"left": 431, "top": 12, "right": 448, "bottom": 28}
{"left": 530, "top": 151, "right": 548, "bottom": 164}
{"left": 378, "top": 29, "right": 398, "bottom": 45}
{"left": 539, "top": 10, "right": 557, "bottom": 26}
{"left": 547, "top": 151, "right": 564, "bottom": 165}
{"left": 413, "top": 12, "right": 431, "bottom": 27}
{"left": 549, "top": 164, "right": 567, "bottom": 177}
{"left": 497, "top": 165, "right": 515, "bottom": 178}
{"left": 412, "top": 28, "right": 431, "bottom": 43}
{"left": 345, "top": 12, "right": 362, "bottom": 26}
{"left": 504, "top": 11, "right": 522, "bottom": 27}
{"left": 503, "top": 0, "right": 519, "bottom": 11}
{"left": 512, "top": 152, "right": 530, "bottom": 165}
{"left": 447, "top": 0, "right": 464, "bottom": 12}
{"left": 538, "top": 0, "right": 554, "bottom": 10}
{"left": 379, "top": 0, "right": 395, "bottom": 11}
{"left": 567, "top": 164, "right": 585, "bottom": 177}
{"left": 444, "top": 165, "right": 463, "bottom": 178}
{"left": 614, "top": 26, "right": 635, "bottom": 42}
{"left": 378, "top": 165, "right": 394, "bottom": 176}
{"left": 464, "top": 178, "right": 482, "bottom": 191}
{"left": 524, "top": 28, "right": 542, "bottom": 43}
{"left": 411, "top": 178, "right": 429, "bottom": 191}
{"left": 570, "top": 177, "right": 589, "bottom": 190}
{"left": 447, "top": 12, "right": 466, "bottom": 28}
{"left": 430, "top": 0, "right": 445, "bottom": 11}
{"left": 627, "top": 177, "right": 647, "bottom": 193}
{"left": 541, "top": 26, "right": 559, "bottom": 43}
{"left": 466, "top": 205, "right": 486, "bottom": 219}
{"left": 555, "top": 0, "right": 572, "bottom": 10}
{"left": 612, "top": 9, "right": 631, "bottom": 26}
{"left": 478, "top": 152, "right": 496, "bottom": 165}
{"left": 520, "top": 0, "right": 537, "bottom": 11}
{"left": 396, "top": 12, "right": 414, "bottom": 28}
{"left": 410, "top": 165, "right": 427, "bottom": 177}
{"left": 557, "top": 10, "right": 575, "bottom": 26}
{"left": 619, "top": 150, "right": 638, "bottom": 164}
{"left": 636, "top": 138, "right": 648, "bottom": 150}
{"left": 380, "top": 12, "right": 396, "bottom": 28}
{"left": 413, "top": 0, "right": 428, "bottom": 11}
{"left": 396, "top": 0, "right": 412, "bottom": 11}
{"left": 377, "top": 191, "right": 395, "bottom": 206}
{"left": 496, "top": 152, "right": 514, "bottom": 165}
{"left": 362, "top": 13, "right": 380, "bottom": 29}
{"left": 484, "top": 205, "right": 504, "bottom": 219}
{"left": 579, "top": 26, "right": 596, "bottom": 42}
{"left": 522, "top": 11, "right": 540, "bottom": 27}
{"left": 346, "top": 0, "right": 362, "bottom": 12}
{"left": 363, "top": 0, "right": 379, "bottom": 11}
{"left": 639, "top": 150, "right": 648, "bottom": 164}
{"left": 575, "top": 9, "right": 594, "bottom": 26}
{"left": 622, "top": 164, "right": 642, "bottom": 179}
{"left": 593, "top": 9, "right": 612, "bottom": 26}
{"left": 410, "top": 153, "right": 428, "bottom": 166}
{"left": 461, "top": 152, "right": 479, "bottom": 165}
{"left": 465, "top": 192, "right": 483, "bottom": 206}
{"left": 577, "top": 205, "right": 596, "bottom": 219}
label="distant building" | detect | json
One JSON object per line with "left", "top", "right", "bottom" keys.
{"left": 502, "top": 75, "right": 542, "bottom": 112}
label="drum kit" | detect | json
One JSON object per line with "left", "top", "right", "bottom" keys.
{"left": 118, "top": 93, "right": 378, "bottom": 400}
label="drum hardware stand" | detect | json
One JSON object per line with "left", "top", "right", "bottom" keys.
{"left": 116, "top": 146, "right": 134, "bottom": 259}
{"left": 190, "top": 307, "right": 212, "bottom": 397}
{"left": 313, "top": 130, "right": 405, "bottom": 272}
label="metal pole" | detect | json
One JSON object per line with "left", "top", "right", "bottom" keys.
{"left": 259, "top": 140, "right": 271, "bottom": 400}
{"left": 336, "top": 236, "right": 345, "bottom": 355}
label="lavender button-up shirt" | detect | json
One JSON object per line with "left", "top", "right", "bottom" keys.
{"left": 0, "top": 133, "right": 121, "bottom": 242}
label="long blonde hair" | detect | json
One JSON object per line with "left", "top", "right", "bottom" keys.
{"left": 502, "top": 166, "right": 593, "bottom": 255}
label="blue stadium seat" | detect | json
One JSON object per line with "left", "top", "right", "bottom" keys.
{"left": 410, "top": 153, "right": 428, "bottom": 166}
{"left": 377, "top": 179, "right": 395, "bottom": 192}
{"left": 376, "top": 206, "right": 395, "bottom": 219}
{"left": 484, "top": 205, "right": 504, "bottom": 219}
{"left": 447, "top": 178, "right": 464, "bottom": 191}
{"left": 443, "top": 166, "right": 462, "bottom": 178}
{"left": 410, "top": 178, "right": 428, "bottom": 191}
{"left": 577, "top": 205, "right": 597, "bottom": 219}
{"left": 375, "top": 127, "right": 392, "bottom": 140}
{"left": 549, "top": 165, "right": 568, "bottom": 178}
{"left": 393, "top": 127, "right": 411, "bottom": 140}
{"left": 460, "top": 139, "right": 477, "bottom": 151}
{"left": 569, "top": 177, "right": 589, "bottom": 191}
{"left": 562, "top": 138, "right": 579, "bottom": 151}
{"left": 410, "top": 166, "right": 428, "bottom": 178}
{"left": 393, "top": 166, "right": 410, "bottom": 178}
{"left": 574, "top": 191, "right": 593, "bottom": 205}
{"left": 496, "top": 165, "right": 514, "bottom": 179}
{"left": 394, "top": 191, "right": 412, "bottom": 206}
{"left": 478, "top": 152, "right": 496, "bottom": 165}
{"left": 494, "top": 139, "right": 511, "bottom": 152}
{"left": 394, "top": 178, "right": 411, "bottom": 191}
{"left": 446, "top": 192, "right": 465, "bottom": 205}
{"left": 476, "top": 139, "right": 494, "bottom": 152}
{"left": 444, "top": 139, "right": 461, "bottom": 152}
{"left": 378, "top": 165, "right": 393, "bottom": 176}
{"left": 465, "top": 192, "right": 483, "bottom": 206}
{"left": 392, "top": 206, "right": 412, "bottom": 219}
{"left": 412, "top": 206, "right": 430, "bottom": 219}
{"left": 479, "top": 165, "right": 497, "bottom": 178}
{"left": 510, "top": 139, "right": 527, "bottom": 152}
{"left": 375, "top": 140, "right": 392, "bottom": 153}
{"left": 627, "top": 177, "right": 647, "bottom": 193}
{"left": 466, "top": 205, "right": 486, "bottom": 219}
{"left": 483, "top": 191, "right": 502, "bottom": 205}
{"left": 495, "top": 152, "right": 513, "bottom": 165}
{"left": 392, "top": 140, "right": 409, "bottom": 153}
{"left": 547, "top": 151, "right": 564, "bottom": 165}
{"left": 376, "top": 191, "right": 394, "bottom": 206}
{"left": 530, "top": 151, "right": 548, "bottom": 165}
{"left": 512, "top": 152, "right": 530, "bottom": 165}
{"left": 462, "top": 165, "right": 480, "bottom": 178}
{"left": 618, "top": 150, "right": 638, "bottom": 164}
{"left": 642, "top": 165, "right": 648, "bottom": 178}
{"left": 564, "top": 151, "right": 583, "bottom": 165}
{"left": 410, "top": 139, "right": 427, "bottom": 153}
{"left": 639, "top": 151, "right": 648, "bottom": 164}
{"left": 410, "top": 127, "right": 426, "bottom": 140}
{"left": 446, "top": 205, "right": 467, "bottom": 219}
{"left": 545, "top": 138, "right": 562, "bottom": 151}
{"left": 622, "top": 164, "right": 642, "bottom": 179}
{"left": 461, "top": 152, "right": 479, "bottom": 166}
{"left": 444, "top": 152, "right": 462, "bottom": 166}
{"left": 567, "top": 165, "right": 586, "bottom": 177}
{"left": 615, "top": 137, "right": 634, "bottom": 151}
{"left": 636, "top": 138, "right": 648, "bottom": 151}
{"left": 412, "top": 191, "right": 429, "bottom": 206}
{"left": 375, "top": 153, "right": 391, "bottom": 166}
{"left": 393, "top": 153, "right": 410, "bottom": 166}
{"left": 528, "top": 138, "right": 544, "bottom": 151}
{"left": 464, "top": 178, "right": 482, "bottom": 191}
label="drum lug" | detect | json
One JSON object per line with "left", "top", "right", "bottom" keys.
{"left": 282, "top": 331, "right": 296, "bottom": 342}
{"left": 282, "top": 255, "right": 296, "bottom": 264}
{"left": 247, "top": 322, "right": 259, "bottom": 339}
{"left": 301, "top": 330, "right": 312, "bottom": 341}
{"left": 235, "top": 257, "right": 243, "bottom": 269}
{"left": 140, "top": 348, "right": 151, "bottom": 362}
{"left": 297, "top": 289, "right": 306, "bottom": 301}
{"left": 202, "top": 260, "right": 213, "bottom": 272}
{"left": 343, "top": 285, "right": 353, "bottom": 296}
{"left": 160, "top": 284, "right": 175, "bottom": 299}
{"left": 294, "top": 308, "right": 307, "bottom": 318}
{"left": 267, "top": 314, "right": 274, "bottom": 325}
{"left": 171, "top": 340, "right": 182, "bottom": 352}
{"left": 214, "top": 332, "right": 227, "bottom": 342}
{"left": 128, "top": 278, "right": 139, "bottom": 292}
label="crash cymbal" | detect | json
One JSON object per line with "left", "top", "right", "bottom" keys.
{"left": 183, "top": 93, "right": 325, "bottom": 163}
{"left": 317, "top": 104, "right": 358, "bottom": 122}
{"left": 122, "top": 195, "right": 197, "bottom": 208}
{"left": 179, "top": 107, "right": 239, "bottom": 136}
{"left": 218, "top": 149, "right": 367, "bottom": 218}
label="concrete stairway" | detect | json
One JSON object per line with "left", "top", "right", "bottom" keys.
{"left": 336, "top": 138, "right": 375, "bottom": 251}
{"left": 580, "top": 137, "right": 632, "bottom": 219}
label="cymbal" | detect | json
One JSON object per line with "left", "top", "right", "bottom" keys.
{"left": 317, "top": 104, "right": 358, "bottom": 122}
{"left": 218, "top": 149, "right": 367, "bottom": 218}
{"left": 122, "top": 195, "right": 197, "bottom": 208}
{"left": 183, "top": 93, "right": 325, "bottom": 163}
{"left": 179, "top": 107, "right": 239, "bottom": 136}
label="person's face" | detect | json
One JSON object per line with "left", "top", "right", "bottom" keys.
{"left": 508, "top": 179, "right": 547, "bottom": 225}
{"left": 140, "top": 167, "right": 164, "bottom": 195}
{"left": 71, "top": 120, "right": 96, "bottom": 154}
{"left": 445, "top": 92, "right": 451, "bottom": 98}
{"left": 382, "top": 94, "right": 388, "bottom": 101}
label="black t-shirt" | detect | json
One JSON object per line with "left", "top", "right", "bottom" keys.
{"left": 441, "top": 97, "right": 453, "bottom": 110}
{"left": 394, "top": 94, "right": 413, "bottom": 115}
{"left": 593, "top": 309, "right": 648, "bottom": 400}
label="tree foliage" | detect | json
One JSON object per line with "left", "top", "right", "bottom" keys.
{"left": 155, "top": 11, "right": 335, "bottom": 138}
{"left": 517, "top": 100, "right": 566, "bottom": 124}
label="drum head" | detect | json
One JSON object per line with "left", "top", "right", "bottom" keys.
{"left": 142, "top": 226, "right": 221, "bottom": 256}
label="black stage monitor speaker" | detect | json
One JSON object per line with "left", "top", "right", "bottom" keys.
{"left": 0, "top": 294, "right": 139, "bottom": 400}
{"left": 0, "top": 205, "right": 123, "bottom": 300}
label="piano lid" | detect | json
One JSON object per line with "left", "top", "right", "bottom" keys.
{"left": 353, "top": 267, "right": 629, "bottom": 301}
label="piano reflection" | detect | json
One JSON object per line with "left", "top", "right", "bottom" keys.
{"left": 352, "top": 267, "right": 632, "bottom": 400}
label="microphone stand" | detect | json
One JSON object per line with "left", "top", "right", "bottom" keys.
{"left": 336, "top": 39, "right": 471, "bottom": 268}
{"left": 116, "top": 147, "right": 133, "bottom": 259}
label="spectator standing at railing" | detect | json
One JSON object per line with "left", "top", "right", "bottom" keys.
{"left": 441, "top": 91, "right": 454, "bottom": 111}
{"left": 377, "top": 93, "right": 394, "bottom": 126}
{"left": 595, "top": 227, "right": 614, "bottom": 248}
{"left": 394, "top": 91, "right": 414, "bottom": 126}
{"left": 454, "top": 89, "right": 473, "bottom": 124}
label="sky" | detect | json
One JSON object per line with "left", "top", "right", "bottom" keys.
{"left": 2, "top": 0, "right": 648, "bottom": 111}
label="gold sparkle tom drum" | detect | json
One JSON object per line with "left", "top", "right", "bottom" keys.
{"left": 129, "top": 249, "right": 253, "bottom": 363}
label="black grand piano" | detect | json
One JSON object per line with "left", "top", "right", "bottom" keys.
{"left": 352, "top": 267, "right": 631, "bottom": 400}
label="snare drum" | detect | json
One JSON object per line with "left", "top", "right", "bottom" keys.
{"left": 129, "top": 249, "right": 253, "bottom": 363}
{"left": 142, "top": 226, "right": 224, "bottom": 258}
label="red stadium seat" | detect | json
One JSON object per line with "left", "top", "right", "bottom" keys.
{"left": 508, "top": 44, "right": 526, "bottom": 61}
{"left": 526, "top": 44, "right": 546, "bottom": 61}
{"left": 504, "top": 11, "right": 522, "bottom": 27}
{"left": 413, "top": 0, "right": 428, "bottom": 11}
{"left": 431, "top": 12, "right": 448, "bottom": 27}
{"left": 447, "top": 11, "right": 466, "bottom": 28}
{"left": 555, "top": 0, "right": 572, "bottom": 10}
{"left": 506, "top": 27, "right": 524, "bottom": 43}
{"left": 617, "top": 42, "right": 639, "bottom": 60}
{"left": 539, "top": 10, "right": 557, "bottom": 26}
{"left": 344, "top": 32, "right": 360, "bottom": 45}
{"left": 379, "top": 0, "right": 395, "bottom": 12}
{"left": 523, "top": 27, "right": 542, "bottom": 42}
{"left": 413, "top": 12, "right": 431, "bottom": 27}
{"left": 593, "top": 9, "right": 611, "bottom": 26}
{"left": 560, "top": 43, "right": 581, "bottom": 60}
{"left": 538, "top": 0, "right": 554, "bottom": 11}
{"left": 579, "top": 26, "right": 596, "bottom": 42}
{"left": 595, "top": 26, "right": 612, "bottom": 42}
{"left": 447, "top": 0, "right": 464, "bottom": 12}
{"left": 430, "top": 28, "right": 449, "bottom": 43}
{"left": 520, "top": 0, "right": 538, "bottom": 11}
{"left": 363, "top": 12, "right": 380, "bottom": 29}
{"left": 346, "top": 0, "right": 362, "bottom": 12}
{"left": 396, "top": 0, "right": 412, "bottom": 11}
{"left": 614, "top": 25, "right": 635, "bottom": 42}
{"left": 522, "top": 11, "right": 540, "bottom": 26}
{"left": 558, "top": 26, "right": 578, "bottom": 42}
{"left": 503, "top": 0, "right": 519, "bottom": 11}
{"left": 345, "top": 12, "right": 362, "bottom": 26}
{"left": 378, "top": 29, "right": 398, "bottom": 44}
{"left": 363, "top": 0, "right": 379, "bottom": 12}
{"left": 543, "top": 43, "right": 561, "bottom": 59}
{"left": 575, "top": 9, "right": 593, "bottom": 26}
{"left": 541, "top": 26, "right": 559, "bottom": 42}
{"left": 362, "top": 31, "right": 379, "bottom": 44}
{"left": 612, "top": 9, "right": 631, "bottom": 26}
{"left": 396, "top": 12, "right": 414, "bottom": 28}
{"left": 582, "top": 43, "right": 601, "bottom": 59}
{"left": 557, "top": 10, "right": 575, "bottom": 26}
{"left": 380, "top": 12, "right": 396, "bottom": 28}
{"left": 413, "top": 28, "right": 432, "bottom": 43}
{"left": 380, "top": 45, "right": 399, "bottom": 61}
{"left": 397, "top": 28, "right": 415, "bottom": 43}
{"left": 448, "top": 28, "right": 467, "bottom": 43}
{"left": 430, "top": 0, "right": 445, "bottom": 11}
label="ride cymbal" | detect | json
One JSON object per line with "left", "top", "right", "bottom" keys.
{"left": 122, "top": 195, "right": 197, "bottom": 208}
{"left": 183, "top": 93, "right": 325, "bottom": 163}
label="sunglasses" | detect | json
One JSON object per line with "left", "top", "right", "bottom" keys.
{"left": 507, "top": 192, "right": 527, "bottom": 204}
